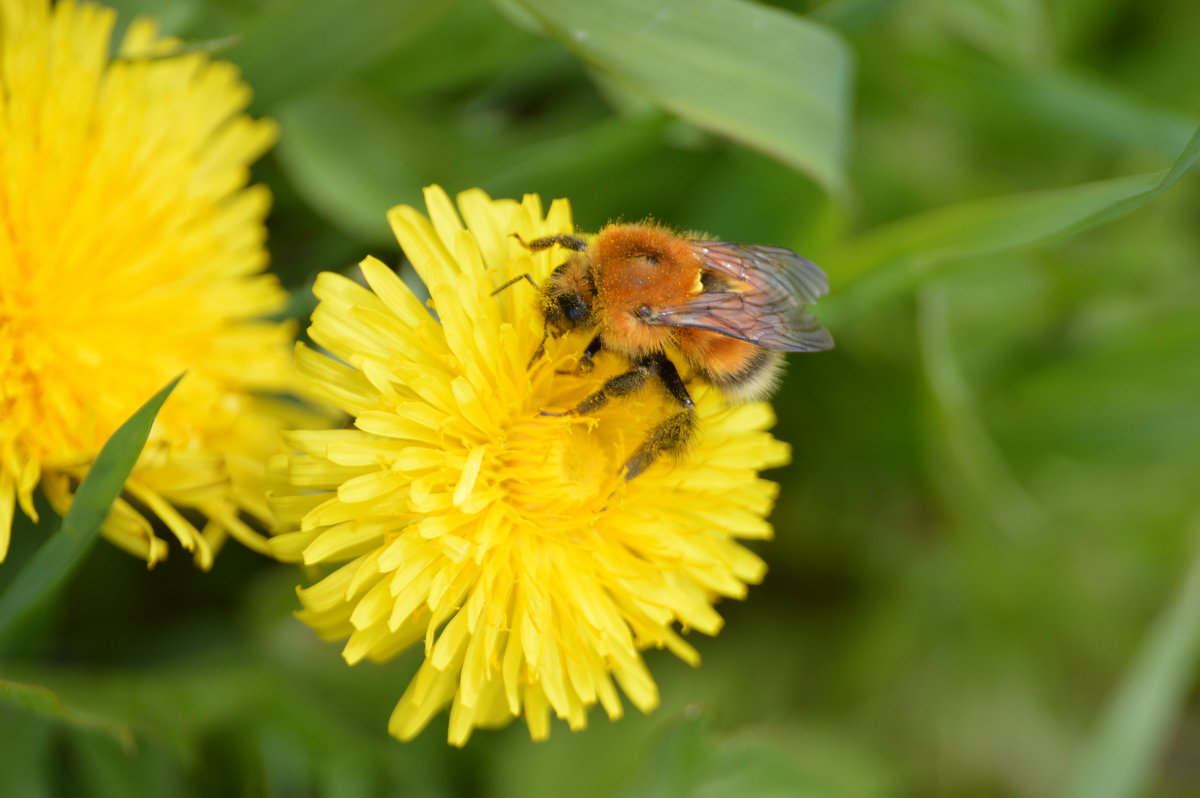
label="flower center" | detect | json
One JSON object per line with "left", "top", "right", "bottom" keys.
{"left": 496, "top": 415, "right": 617, "bottom": 530}
{"left": 485, "top": 335, "right": 685, "bottom": 533}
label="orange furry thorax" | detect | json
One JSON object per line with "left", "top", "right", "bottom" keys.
{"left": 589, "top": 224, "right": 699, "bottom": 357}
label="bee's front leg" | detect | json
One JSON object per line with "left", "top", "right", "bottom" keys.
{"left": 550, "top": 355, "right": 656, "bottom": 416}
{"left": 547, "top": 352, "right": 662, "bottom": 417}
{"left": 513, "top": 233, "right": 588, "bottom": 253}
{"left": 575, "top": 335, "right": 603, "bottom": 374}
{"left": 549, "top": 334, "right": 604, "bottom": 377}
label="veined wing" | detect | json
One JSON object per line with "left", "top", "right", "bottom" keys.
{"left": 645, "top": 242, "right": 834, "bottom": 352}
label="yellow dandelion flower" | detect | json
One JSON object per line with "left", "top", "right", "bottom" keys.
{"left": 0, "top": 0, "right": 302, "bottom": 566}
{"left": 271, "top": 186, "right": 792, "bottom": 745}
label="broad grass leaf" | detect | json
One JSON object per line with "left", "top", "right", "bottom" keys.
{"left": 505, "top": 0, "right": 853, "bottom": 195}
{"left": 0, "top": 375, "right": 183, "bottom": 644}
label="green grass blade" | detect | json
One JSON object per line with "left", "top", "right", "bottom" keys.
{"left": 1064, "top": 515, "right": 1200, "bottom": 798}
{"left": 829, "top": 125, "right": 1200, "bottom": 302}
{"left": 917, "top": 286, "right": 1045, "bottom": 538}
{"left": 1159, "top": 124, "right": 1200, "bottom": 189}
{"left": 505, "top": 0, "right": 853, "bottom": 195}
{"left": 0, "top": 680, "right": 134, "bottom": 748}
{"left": 0, "top": 374, "right": 184, "bottom": 644}
{"left": 916, "top": 54, "right": 1197, "bottom": 159}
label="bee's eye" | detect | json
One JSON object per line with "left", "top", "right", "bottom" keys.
{"left": 560, "top": 292, "right": 590, "bottom": 324}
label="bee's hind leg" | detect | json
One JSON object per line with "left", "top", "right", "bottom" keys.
{"left": 621, "top": 353, "right": 697, "bottom": 481}
{"left": 542, "top": 352, "right": 698, "bottom": 479}
{"left": 621, "top": 408, "right": 696, "bottom": 481}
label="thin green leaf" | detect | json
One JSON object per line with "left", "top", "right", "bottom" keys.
{"left": 1064, "top": 513, "right": 1200, "bottom": 798}
{"left": 917, "top": 54, "right": 1198, "bottom": 159}
{"left": 917, "top": 285, "right": 1045, "bottom": 538}
{"left": 1160, "top": 125, "right": 1200, "bottom": 188}
{"left": 827, "top": 126, "right": 1200, "bottom": 312}
{"left": 927, "top": 0, "right": 1054, "bottom": 67}
{"left": 111, "top": 35, "right": 241, "bottom": 63}
{"left": 0, "top": 680, "right": 134, "bottom": 748}
{"left": 0, "top": 375, "right": 184, "bottom": 644}
{"left": 505, "top": 0, "right": 853, "bottom": 195}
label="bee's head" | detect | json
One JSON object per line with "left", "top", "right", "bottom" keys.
{"left": 541, "top": 259, "right": 595, "bottom": 334}
{"left": 544, "top": 290, "right": 590, "bottom": 332}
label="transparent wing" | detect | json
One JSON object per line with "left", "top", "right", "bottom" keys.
{"left": 700, "top": 242, "right": 829, "bottom": 304}
{"left": 646, "top": 242, "right": 834, "bottom": 352}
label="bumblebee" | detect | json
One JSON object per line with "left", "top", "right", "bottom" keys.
{"left": 497, "top": 222, "right": 832, "bottom": 479}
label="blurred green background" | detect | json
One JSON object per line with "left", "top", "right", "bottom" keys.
{"left": 3, "top": 0, "right": 1200, "bottom": 795}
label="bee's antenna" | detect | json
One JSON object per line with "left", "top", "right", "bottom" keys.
{"left": 491, "top": 273, "right": 539, "bottom": 296}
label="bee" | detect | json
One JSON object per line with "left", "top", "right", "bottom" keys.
{"left": 495, "top": 222, "right": 833, "bottom": 480}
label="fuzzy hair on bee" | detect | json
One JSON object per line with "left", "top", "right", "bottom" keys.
{"left": 494, "top": 222, "right": 833, "bottom": 480}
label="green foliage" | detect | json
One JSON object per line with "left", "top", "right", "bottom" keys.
{"left": 0, "top": 375, "right": 183, "bottom": 647}
{"left": 504, "top": 0, "right": 853, "bottom": 194}
{"left": 1065, "top": 524, "right": 1200, "bottom": 798}
{"left": 6, "top": 0, "right": 1200, "bottom": 796}
{"left": 831, "top": 129, "right": 1198, "bottom": 292}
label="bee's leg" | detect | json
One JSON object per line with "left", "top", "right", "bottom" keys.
{"left": 622, "top": 410, "right": 697, "bottom": 481}
{"left": 649, "top": 352, "right": 696, "bottom": 411}
{"left": 543, "top": 354, "right": 655, "bottom": 418}
{"left": 554, "top": 334, "right": 602, "bottom": 375}
{"left": 574, "top": 358, "right": 653, "bottom": 414}
{"left": 621, "top": 353, "right": 697, "bottom": 481}
{"left": 513, "top": 233, "right": 588, "bottom": 252}
{"left": 577, "top": 335, "right": 603, "bottom": 374}
{"left": 527, "top": 324, "right": 550, "bottom": 369}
